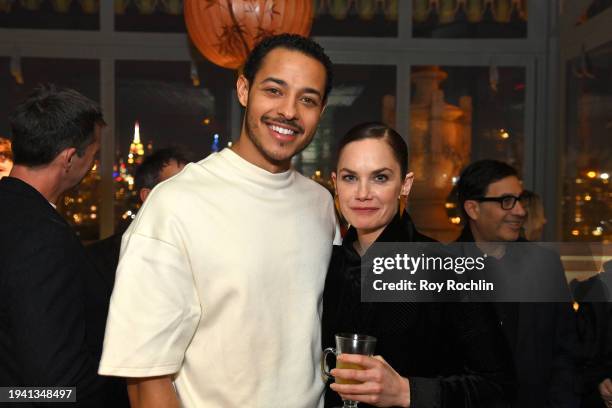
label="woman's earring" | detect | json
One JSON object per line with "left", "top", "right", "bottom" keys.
{"left": 398, "top": 195, "right": 406, "bottom": 219}
{"left": 334, "top": 192, "right": 350, "bottom": 230}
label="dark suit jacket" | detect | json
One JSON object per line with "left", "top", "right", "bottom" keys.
{"left": 86, "top": 231, "right": 122, "bottom": 289}
{"left": 456, "top": 227, "right": 580, "bottom": 408}
{"left": 572, "top": 271, "right": 612, "bottom": 408}
{"left": 0, "top": 177, "right": 128, "bottom": 407}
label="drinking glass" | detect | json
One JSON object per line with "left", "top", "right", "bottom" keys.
{"left": 321, "top": 333, "right": 377, "bottom": 408}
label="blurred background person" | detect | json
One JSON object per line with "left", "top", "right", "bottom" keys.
{"left": 87, "top": 147, "right": 188, "bottom": 407}
{"left": 572, "top": 260, "right": 612, "bottom": 408}
{"left": 87, "top": 146, "right": 189, "bottom": 287}
{"left": 456, "top": 159, "right": 578, "bottom": 408}
{"left": 0, "top": 136, "right": 13, "bottom": 179}
{"left": 323, "top": 122, "right": 514, "bottom": 408}
{"left": 521, "top": 190, "right": 547, "bottom": 241}
{"left": 134, "top": 146, "right": 189, "bottom": 203}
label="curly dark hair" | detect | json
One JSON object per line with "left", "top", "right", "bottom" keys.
{"left": 457, "top": 159, "right": 519, "bottom": 216}
{"left": 135, "top": 147, "right": 190, "bottom": 191}
{"left": 243, "top": 33, "right": 333, "bottom": 103}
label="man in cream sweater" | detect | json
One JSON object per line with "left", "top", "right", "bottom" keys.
{"left": 99, "top": 34, "right": 339, "bottom": 408}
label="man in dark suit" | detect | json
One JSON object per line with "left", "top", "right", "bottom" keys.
{"left": 456, "top": 159, "right": 579, "bottom": 408}
{"left": 0, "top": 84, "right": 127, "bottom": 407}
{"left": 87, "top": 146, "right": 189, "bottom": 287}
{"left": 572, "top": 260, "right": 612, "bottom": 408}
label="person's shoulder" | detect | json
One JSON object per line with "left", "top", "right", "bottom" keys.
{"left": 410, "top": 225, "right": 438, "bottom": 243}
{"left": 87, "top": 232, "right": 122, "bottom": 256}
{"left": 293, "top": 172, "right": 334, "bottom": 200}
{"left": 508, "top": 242, "right": 564, "bottom": 281}
{"left": 325, "top": 245, "right": 349, "bottom": 286}
{"left": 190, "top": 149, "right": 239, "bottom": 177}
{"left": 2, "top": 211, "right": 81, "bottom": 275}
{"left": 0, "top": 179, "right": 57, "bottom": 219}
{"left": 572, "top": 269, "right": 612, "bottom": 302}
{"left": 5, "top": 200, "right": 72, "bottom": 242}
{"left": 0, "top": 180, "right": 78, "bottom": 244}
{"left": 331, "top": 244, "right": 345, "bottom": 260}
{"left": 34, "top": 216, "right": 79, "bottom": 248}
{"left": 145, "top": 160, "right": 213, "bottom": 201}
{"left": 519, "top": 240, "right": 562, "bottom": 263}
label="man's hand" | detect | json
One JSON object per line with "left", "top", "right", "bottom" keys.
{"left": 600, "top": 378, "right": 612, "bottom": 408}
{"left": 330, "top": 354, "right": 410, "bottom": 407}
{"left": 127, "top": 375, "right": 179, "bottom": 408}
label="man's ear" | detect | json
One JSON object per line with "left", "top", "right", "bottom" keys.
{"left": 331, "top": 172, "right": 337, "bottom": 192}
{"left": 60, "top": 147, "right": 77, "bottom": 172}
{"left": 463, "top": 200, "right": 480, "bottom": 221}
{"left": 139, "top": 188, "right": 151, "bottom": 203}
{"left": 236, "top": 75, "right": 249, "bottom": 108}
{"left": 401, "top": 172, "right": 414, "bottom": 196}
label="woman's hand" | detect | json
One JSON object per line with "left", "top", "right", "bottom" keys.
{"left": 330, "top": 354, "right": 410, "bottom": 407}
{"left": 600, "top": 378, "right": 612, "bottom": 408}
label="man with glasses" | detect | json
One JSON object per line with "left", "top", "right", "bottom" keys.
{"left": 455, "top": 159, "right": 578, "bottom": 408}
{"left": 457, "top": 160, "right": 529, "bottom": 246}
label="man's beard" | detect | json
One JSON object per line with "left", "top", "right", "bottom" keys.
{"left": 244, "top": 107, "right": 311, "bottom": 165}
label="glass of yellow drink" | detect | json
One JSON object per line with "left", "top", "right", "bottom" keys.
{"left": 321, "top": 333, "right": 377, "bottom": 407}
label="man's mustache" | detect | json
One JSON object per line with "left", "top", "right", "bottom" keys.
{"left": 262, "top": 116, "right": 304, "bottom": 134}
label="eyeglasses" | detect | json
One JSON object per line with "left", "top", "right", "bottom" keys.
{"left": 472, "top": 193, "right": 530, "bottom": 210}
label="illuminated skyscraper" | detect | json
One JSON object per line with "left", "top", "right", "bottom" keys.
{"left": 128, "top": 121, "right": 145, "bottom": 165}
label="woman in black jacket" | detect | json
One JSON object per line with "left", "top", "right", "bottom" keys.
{"left": 322, "top": 122, "right": 515, "bottom": 407}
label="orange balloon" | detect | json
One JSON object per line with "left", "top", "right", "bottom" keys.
{"left": 185, "top": 0, "right": 314, "bottom": 70}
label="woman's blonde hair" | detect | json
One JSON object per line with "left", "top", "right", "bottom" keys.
{"left": 522, "top": 190, "right": 546, "bottom": 241}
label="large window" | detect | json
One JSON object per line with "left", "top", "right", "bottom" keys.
{"left": 563, "top": 42, "right": 612, "bottom": 242}
{"left": 114, "top": 58, "right": 235, "bottom": 229}
{"left": 408, "top": 65, "right": 526, "bottom": 241}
